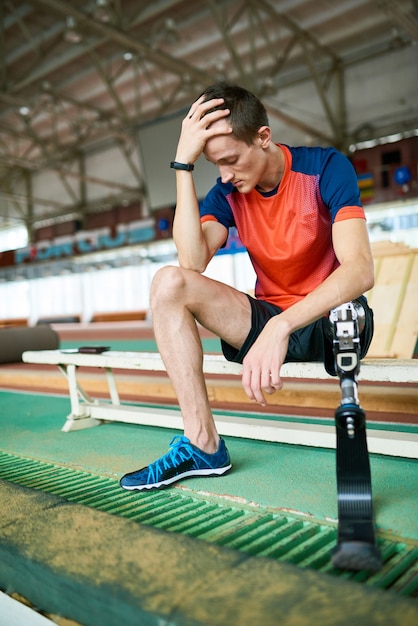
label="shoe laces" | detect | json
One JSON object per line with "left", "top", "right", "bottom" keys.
{"left": 148, "top": 436, "right": 194, "bottom": 483}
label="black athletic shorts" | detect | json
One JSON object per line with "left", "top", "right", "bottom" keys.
{"left": 221, "top": 294, "right": 374, "bottom": 377}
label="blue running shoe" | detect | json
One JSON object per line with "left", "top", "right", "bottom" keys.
{"left": 120, "top": 435, "right": 232, "bottom": 491}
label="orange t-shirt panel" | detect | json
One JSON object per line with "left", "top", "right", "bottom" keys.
{"left": 200, "top": 145, "right": 365, "bottom": 310}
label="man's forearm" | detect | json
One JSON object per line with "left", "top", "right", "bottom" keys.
{"left": 172, "top": 170, "right": 212, "bottom": 272}
{"left": 277, "top": 259, "right": 374, "bottom": 336}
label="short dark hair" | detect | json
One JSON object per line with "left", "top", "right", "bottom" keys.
{"left": 200, "top": 82, "right": 269, "bottom": 145}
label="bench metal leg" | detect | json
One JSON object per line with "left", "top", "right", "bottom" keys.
{"left": 58, "top": 364, "right": 102, "bottom": 432}
{"left": 105, "top": 367, "right": 120, "bottom": 405}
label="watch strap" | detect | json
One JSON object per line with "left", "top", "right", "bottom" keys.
{"left": 170, "top": 161, "right": 195, "bottom": 171}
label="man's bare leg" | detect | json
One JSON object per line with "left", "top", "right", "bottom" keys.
{"left": 150, "top": 265, "right": 252, "bottom": 453}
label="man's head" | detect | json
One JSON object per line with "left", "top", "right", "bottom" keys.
{"left": 198, "top": 83, "right": 276, "bottom": 193}
{"left": 200, "top": 82, "right": 269, "bottom": 145}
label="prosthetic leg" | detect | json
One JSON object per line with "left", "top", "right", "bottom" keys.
{"left": 329, "top": 302, "right": 382, "bottom": 572}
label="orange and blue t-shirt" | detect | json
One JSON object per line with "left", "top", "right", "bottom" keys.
{"left": 200, "top": 144, "right": 365, "bottom": 310}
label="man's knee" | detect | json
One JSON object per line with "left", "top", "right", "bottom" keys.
{"left": 151, "top": 266, "right": 182, "bottom": 302}
{"left": 150, "top": 265, "right": 197, "bottom": 311}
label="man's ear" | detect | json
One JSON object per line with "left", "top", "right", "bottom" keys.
{"left": 258, "top": 126, "right": 271, "bottom": 148}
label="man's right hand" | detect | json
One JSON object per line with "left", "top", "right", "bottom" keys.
{"left": 175, "top": 95, "right": 232, "bottom": 165}
{"left": 241, "top": 316, "right": 291, "bottom": 406}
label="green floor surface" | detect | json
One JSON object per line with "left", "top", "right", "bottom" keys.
{"left": 0, "top": 390, "right": 417, "bottom": 542}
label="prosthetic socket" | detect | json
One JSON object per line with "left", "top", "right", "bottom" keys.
{"left": 329, "top": 302, "right": 366, "bottom": 437}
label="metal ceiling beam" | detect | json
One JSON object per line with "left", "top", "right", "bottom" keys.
{"left": 1, "top": 0, "right": 416, "bottom": 235}
{"left": 47, "top": 166, "right": 139, "bottom": 192}
{"left": 264, "top": 102, "right": 334, "bottom": 145}
{"left": 19, "top": 114, "right": 80, "bottom": 204}
{"left": 2, "top": 0, "right": 366, "bottom": 156}
{"left": 245, "top": 0, "right": 345, "bottom": 145}
{"left": 0, "top": 82, "right": 146, "bottom": 193}
{"left": 0, "top": 2, "right": 6, "bottom": 89}
{"left": 253, "top": 0, "right": 339, "bottom": 63}
{"left": 0, "top": 90, "right": 27, "bottom": 107}
{"left": 375, "top": 0, "right": 418, "bottom": 42}
{"left": 0, "top": 189, "right": 68, "bottom": 211}
{"left": 88, "top": 48, "right": 131, "bottom": 124}
{"left": 7, "top": 1, "right": 203, "bottom": 96}
{"left": 206, "top": 0, "right": 249, "bottom": 88}
{"left": 30, "top": 0, "right": 214, "bottom": 86}
{"left": 298, "top": 35, "right": 340, "bottom": 140}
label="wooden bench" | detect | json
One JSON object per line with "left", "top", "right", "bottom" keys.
{"left": 22, "top": 350, "right": 418, "bottom": 459}
{"left": 91, "top": 310, "right": 148, "bottom": 323}
{"left": 36, "top": 315, "right": 81, "bottom": 325}
{"left": 0, "top": 318, "right": 28, "bottom": 327}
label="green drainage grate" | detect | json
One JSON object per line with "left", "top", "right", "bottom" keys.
{"left": 0, "top": 450, "right": 417, "bottom": 598}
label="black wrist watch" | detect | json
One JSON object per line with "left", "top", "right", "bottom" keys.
{"left": 170, "top": 161, "right": 195, "bottom": 171}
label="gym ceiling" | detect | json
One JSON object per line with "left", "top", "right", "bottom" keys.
{"left": 1, "top": 0, "right": 417, "bottom": 235}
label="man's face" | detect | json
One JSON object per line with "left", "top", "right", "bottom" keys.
{"left": 203, "top": 119, "right": 267, "bottom": 194}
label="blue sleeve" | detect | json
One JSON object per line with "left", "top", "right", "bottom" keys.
{"left": 318, "top": 149, "right": 362, "bottom": 222}
{"left": 199, "top": 179, "right": 236, "bottom": 229}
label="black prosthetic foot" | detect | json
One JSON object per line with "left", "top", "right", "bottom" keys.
{"left": 332, "top": 541, "right": 382, "bottom": 572}
{"left": 333, "top": 403, "right": 381, "bottom": 572}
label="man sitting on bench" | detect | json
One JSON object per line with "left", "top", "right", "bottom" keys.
{"left": 120, "top": 82, "right": 374, "bottom": 493}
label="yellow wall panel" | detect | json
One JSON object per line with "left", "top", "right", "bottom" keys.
{"left": 390, "top": 254, "right": 418, "bottom": 357}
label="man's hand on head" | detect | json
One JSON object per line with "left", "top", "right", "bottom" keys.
{"left": 175, "top": 96, "right": 232, "bottom": 165}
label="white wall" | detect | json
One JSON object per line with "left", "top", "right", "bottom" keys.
{"left": 345, "top": 46, "right": 418, "bottom": 137}
{"left": 0, "top": 251, "right": 257, "bottom": 324}
{"left": 3, "top": 196, "right": 418, "bottom": 324}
